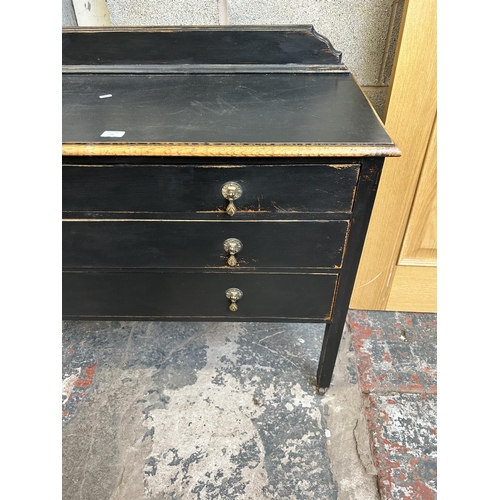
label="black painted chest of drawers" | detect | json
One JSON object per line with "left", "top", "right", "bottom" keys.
{"left": 62, "top": 26, "right": 400, "bottom": 391}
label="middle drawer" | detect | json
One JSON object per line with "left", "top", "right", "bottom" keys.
{"left": 63, "top": 220, "right": 349, "bottom": 269}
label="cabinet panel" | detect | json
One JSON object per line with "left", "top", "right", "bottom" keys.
{"left": 62, "top": 164, "right": 360, "bottom": 214}
{"left": 62, "top": 271, "right": 338, "bottom": 320}
{"left": 63, "top": 220, "right": 349, "bottom": 269}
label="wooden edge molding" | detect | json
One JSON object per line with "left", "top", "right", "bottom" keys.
{"left": 62, "top": 143, "right": 401, "bottom": 158}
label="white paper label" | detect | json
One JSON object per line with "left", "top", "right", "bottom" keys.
{"left": 100, "top": 131, "right": 125, "bottom": 138}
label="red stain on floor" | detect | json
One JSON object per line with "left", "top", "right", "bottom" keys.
{"left": 346, "top": 311, "right": 379, "bottom": 340}
{"left": 413, "top": 480, "right": 438, "bottom": 499}
{"left": 399, "top": 374, "right": 425, "bottom": 393}
{"left": 351, "top": 310, "right": 437, "bottom": 499}
{"left": 74, "top": 362, "right": 98, "bottom": 388}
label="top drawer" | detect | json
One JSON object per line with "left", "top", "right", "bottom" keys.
{"left": 62, "top": 163, "right": 359, "bottom": 214}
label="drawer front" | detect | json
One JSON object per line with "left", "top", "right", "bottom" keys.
{"left": 62, "top": 271, "right": 338, "bottom": 320}
{"left": 62, "top": 164, "right": 359, "bottom": 214}
{"left": 63, "top": 220, "right": 349, "bottom": 269}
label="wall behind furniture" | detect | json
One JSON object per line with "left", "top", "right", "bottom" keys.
{"left": 62, "top": 0, "right": 405, "bottom": 118}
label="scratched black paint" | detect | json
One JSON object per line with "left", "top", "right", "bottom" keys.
{"left": 61, "top": 27, "right": 396, "bottom": 389}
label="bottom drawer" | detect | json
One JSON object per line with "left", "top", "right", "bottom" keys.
{"left": 62, "top": 271, "right": 338, "bottom": 320}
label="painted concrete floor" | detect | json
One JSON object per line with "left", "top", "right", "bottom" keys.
{"left": 347, "top": 311, "right": 437, "bottom": 499}
{"left": 62, "top": 311, "right": 437, "bottom": 499}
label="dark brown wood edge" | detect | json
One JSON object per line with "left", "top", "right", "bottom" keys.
{"left": 61, "top": 315, "right": 328, "bottom": 323}
{"left": 61, "top": 212, "right": 354, "bottom": 222}
{"left": 62, "top": 64, "right": 349, "bottom": 74}
{"left": 62, "top": 25, "right": 324, "bottom": 33}
{"left": 62, "top": 270, "right": 341, "bottom": 278}
{"left": 309, "top": 25, "right": 341, "bottom": 59}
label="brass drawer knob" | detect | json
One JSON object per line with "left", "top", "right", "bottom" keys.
{"left": 221, "top": 181, "right": 242, "bottom": 216}
{"left": 226, "top": 287, "right": 243, "bottom": 312}
{"left": 223, "top": 238, "right": 243, "bottom": 267}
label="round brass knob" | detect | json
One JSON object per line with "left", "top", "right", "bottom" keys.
{"left": 221, "top": 182, "right": 242, "bottom": 216}
{"left": 223, "top": 238, "right": 243, "bottom": 267}
{"left": 225, "top": 287, "right": 243, "bottom": 312}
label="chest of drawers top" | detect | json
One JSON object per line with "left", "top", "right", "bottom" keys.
{"left": 62, "top": 25, "right": 399, "bottom": 159}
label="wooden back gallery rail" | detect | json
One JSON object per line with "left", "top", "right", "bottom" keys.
{"left": 62, "top": 26, "right": 400, "bottom": 391}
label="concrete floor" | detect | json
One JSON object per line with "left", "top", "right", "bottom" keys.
{"left": 347, "top": 311, "right": 437, "bottom": 499}
{"left": 61, "top": 7, "right": 436, "bottom": 496}
{"left": 62, "top": 312, "right": 437, "bottom": 499}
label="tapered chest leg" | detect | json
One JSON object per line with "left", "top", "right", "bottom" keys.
{"left": 316, "top": 322, "right": 344, "bottom": 392}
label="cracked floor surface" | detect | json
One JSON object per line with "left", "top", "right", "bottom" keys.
{"left": 62, "top": 321, "right": 379, "bottom": 500}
